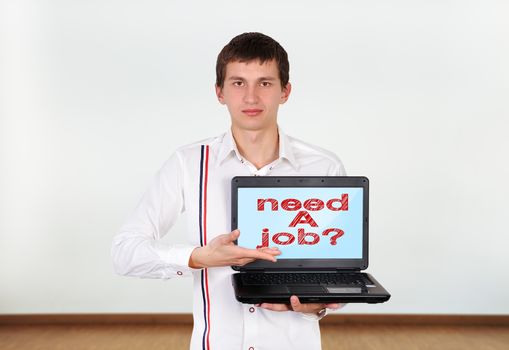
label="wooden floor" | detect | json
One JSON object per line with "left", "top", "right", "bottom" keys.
{"left": 1, "top": 323, "right": 508, "bottom": 350}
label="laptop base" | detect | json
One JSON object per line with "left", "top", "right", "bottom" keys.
{"left": 232, "top": 272, "right": 391, "bottom": 304}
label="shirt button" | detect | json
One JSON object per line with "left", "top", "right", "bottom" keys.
{"left": 177, "top": 271, "right": 183, "bottom": 276}
{"left": 249, "top": 307, "right": 255, "bottom": 313}
{"left": 249, "top": 347, "right": 254, "bottom": 350}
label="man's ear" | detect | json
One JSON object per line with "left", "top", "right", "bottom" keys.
{"left": 280, "top": 82, "right": 292, "bottom": 104}
{"left": 215, "top": 84, "right": 225, "bottom": 104}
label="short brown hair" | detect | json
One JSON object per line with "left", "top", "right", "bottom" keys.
{"left": 215, "top": 32, "right": 289, "bottom": 89}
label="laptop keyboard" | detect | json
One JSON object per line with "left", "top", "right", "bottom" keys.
{"left": 241, "top": 273, "right": 371, "bottom": 286}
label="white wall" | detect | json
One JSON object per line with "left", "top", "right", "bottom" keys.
{"left": 1, "top": 0, "right": 508, "bottom": 315}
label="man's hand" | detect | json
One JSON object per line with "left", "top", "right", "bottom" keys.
{"left": 188, "top": 229, "right": 281, "bottom": 268}
{"left": 257, "top": 295, "right": 343, "bottom": 316}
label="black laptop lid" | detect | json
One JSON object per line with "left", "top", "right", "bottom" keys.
{"left": 231, "top": 176, "right": 369, "bottom": 271}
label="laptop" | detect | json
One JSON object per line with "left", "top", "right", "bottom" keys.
{"left": 230, "top": 176, "right": 390, "bottom": 304}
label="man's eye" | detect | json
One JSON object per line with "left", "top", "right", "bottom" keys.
{"left": 260, "top": 82, "right": 271, "bottom": 87}
{"left": 233, "top": 81, "right": 244, "bottom": 87}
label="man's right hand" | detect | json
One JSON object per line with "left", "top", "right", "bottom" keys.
{"left": 188, "top": 229, "right": 281, "bottom": 268}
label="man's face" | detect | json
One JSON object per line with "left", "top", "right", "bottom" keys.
{"left": 215, "top": 59, "right": 291, "bottom": 132}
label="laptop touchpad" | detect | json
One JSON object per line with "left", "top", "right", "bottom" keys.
{"left": 327, "top": 287, "right": 362, "bottom": 293}
{"left": 288, "top": 286, "right": 326, "bottom": 294}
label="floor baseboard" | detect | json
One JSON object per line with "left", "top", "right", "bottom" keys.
{"left": 1, "top": 314, "right": 508, "bottom": 326}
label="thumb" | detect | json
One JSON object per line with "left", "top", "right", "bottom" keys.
{"left": 212, "top": 230, "right": 239, "bottom": 246}
{"left": 228, "top": 229, "right": 240, "bottom": 242}
{"left": 290, "top": 295, "right": 301, "bottom": 310}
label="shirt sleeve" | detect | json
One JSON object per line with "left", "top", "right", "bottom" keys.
{"left": 328, "top": 154, "right": 347, "bottom": 176}
{"left": 111, "top": 152, "right": 199, "bottom": 279}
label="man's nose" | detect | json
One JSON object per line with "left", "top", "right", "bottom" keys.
{"left": 243, "top": 86, "right": 259, "bottom": 104}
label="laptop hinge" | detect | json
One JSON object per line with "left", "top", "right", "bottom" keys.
{"left": 240, "top": 268, "right": 362, "bottom": 273}
{"left": 240, "top": 268, "right": 265, "bottom": 273}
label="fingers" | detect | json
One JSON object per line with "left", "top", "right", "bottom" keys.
{"left": 257, "top": 298, "right": 344, "bottom": 314}
{"left": 227, "top": 231, "right": 281, "bottom": 262}
{"left": 290, "top": 296, "right": 327, "bottom": 314}
{"left": 325, "top": 303, "right": 345, "bottom": 310}
{"left": 257, "top": 247, "right": 281, "bottom": 257}
{"left": 237, "top": 247, "right": 280, "bottom": 262}
{"left": 290, "top": 295, "right": 303, "bottom": 311}
{"left": 228, "top": 246, "right": 281, "bottom": 266}
{"left": 257, "top": 247, "right": 281, "bottom": 255}
{"left": 324, "top": 303, "right": 341, "bottom": 310}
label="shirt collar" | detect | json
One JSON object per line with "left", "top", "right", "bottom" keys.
{"left": 278, "top": 128, "right": 299, "bottom": 170}
{"left": 216, "top": 127, "right": 300, "bottom": 170}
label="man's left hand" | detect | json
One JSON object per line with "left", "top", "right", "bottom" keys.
{"left": 257, "top": 295, "right": 344, "bottom": 316}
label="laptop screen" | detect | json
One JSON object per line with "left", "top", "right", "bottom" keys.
{"left": 232, "top": 176, "right": 369, "bottom": 270}
{"left": 237, "top": 187, "right": 364, "bottom": 259}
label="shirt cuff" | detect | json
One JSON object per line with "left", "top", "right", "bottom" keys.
{"left": 153, "top": 242, "right": 202, "bottom": 276}
{"left": 300, "top": 308, "right": 328, "bottom": 321}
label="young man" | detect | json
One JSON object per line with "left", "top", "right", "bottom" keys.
{"left": 112, "top": 32, "right": 346, "bottom": 350}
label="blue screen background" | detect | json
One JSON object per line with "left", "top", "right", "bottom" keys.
{"left": 237, "top": 187, "right": 364, "bottom": 259}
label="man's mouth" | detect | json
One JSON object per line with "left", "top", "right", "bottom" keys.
{"left": 242, "top": 109, "right": 263, "bottom": 116}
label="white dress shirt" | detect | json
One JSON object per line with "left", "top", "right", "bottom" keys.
{"left": 112, "top": 128, "right": 346, "bottom": 350}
